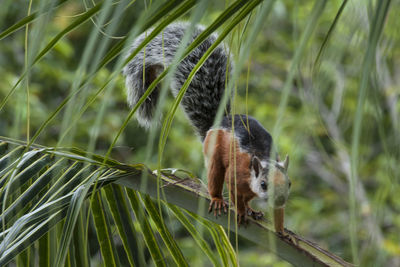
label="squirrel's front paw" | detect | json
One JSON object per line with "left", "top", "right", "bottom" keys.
{"left": 247, "top": 208, "right": 264, "bottom": 220}
{"left": 208, "top": 197, "right": 228, "bottom": 217}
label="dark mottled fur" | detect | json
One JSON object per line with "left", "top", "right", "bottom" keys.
{"left": 123, "top": 22, "right": 231, "bottom": 139}
{"left": 220, "top": 115, "right": 272, "bottom": 161}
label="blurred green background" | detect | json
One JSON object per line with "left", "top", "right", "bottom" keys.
{"left": 1, "top": 0, "right": 399, "bottom": 266}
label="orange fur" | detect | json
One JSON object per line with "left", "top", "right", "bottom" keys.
{"left": 204, "top": 129, "right": 256, "bottom": 218}
{"left": 273, "top": 171, "right": 286, "bottom": 185}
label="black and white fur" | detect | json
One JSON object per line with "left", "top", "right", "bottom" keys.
{"left": 123, "top": 22, "right": 232, "bottom": 140}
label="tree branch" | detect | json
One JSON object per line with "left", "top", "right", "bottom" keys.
{"left": 114, "top": 166, "right": 353, "bottom": 267}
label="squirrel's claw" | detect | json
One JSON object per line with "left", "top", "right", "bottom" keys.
{"left": 237, "top": 208, "right": 263, "bottom": 226}
{"left": 247, "top": 208, "right": 264, "bottom": 220}
{"left": 208, "top": 198, "right": 228, "bottom": 217}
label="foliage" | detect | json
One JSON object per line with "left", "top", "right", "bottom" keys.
{"left": 0, "top": 0, "right": 399, "bottom": 266}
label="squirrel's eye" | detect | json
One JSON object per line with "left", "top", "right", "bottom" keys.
{"left": 289, "top": 180, "right": 292, "bottom": 188}
{"left": 260, "top": 181, "right": 267, "bottom": 190}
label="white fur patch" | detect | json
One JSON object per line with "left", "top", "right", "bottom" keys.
{"left": 250, "top": 170, "right": 268, "bottom": 199}
{"left": 261, "top": 160, "right": 268, "bottom": 168}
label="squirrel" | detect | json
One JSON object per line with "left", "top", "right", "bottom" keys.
{"left": 123, "top": 22, "right": 291, "bottom": 225}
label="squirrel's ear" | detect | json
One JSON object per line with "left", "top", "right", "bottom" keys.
{"left": 251, "top": 156, "right": 262, "bottom": 177}
{"left": 276, "top": 154, "right": 281, "bottom": 162}
{"left": 283, "top": 155, "right": 289, "bottom": 171}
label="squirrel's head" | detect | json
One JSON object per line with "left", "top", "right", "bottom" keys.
{"left": 250, "top": 155, "right": 291, "bottom": 208}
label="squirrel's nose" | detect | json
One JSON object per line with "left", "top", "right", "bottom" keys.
{"left": 274, "top": 195, "right": 286, "bottom": 207}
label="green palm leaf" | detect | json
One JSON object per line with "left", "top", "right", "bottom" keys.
{"left": 1, "top": 0, "right": 394, "bottom": 266}
{"left": 0, "top": 137, "right": 351, "bottom": 266}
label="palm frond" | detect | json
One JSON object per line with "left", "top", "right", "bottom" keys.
{"left": 0, "top": 137, "right": 351, "bottom": 266}
{"left": 1, "top": 0, "right": 397, "bottom": 265}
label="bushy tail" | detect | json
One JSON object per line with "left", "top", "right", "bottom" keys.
{"left": 123, "top": 22, "right": 232, "bottom": 140}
